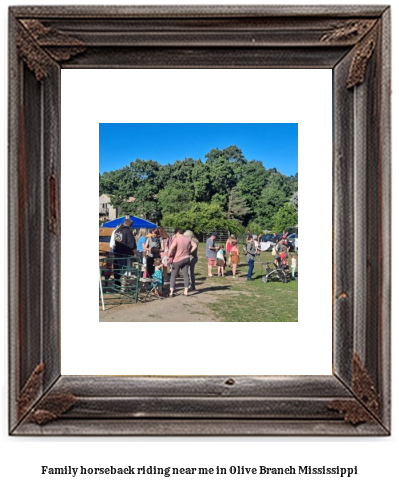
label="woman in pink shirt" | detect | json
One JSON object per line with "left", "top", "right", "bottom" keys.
{"left": 168, "top": 228, "right": 198, "bottom": 297}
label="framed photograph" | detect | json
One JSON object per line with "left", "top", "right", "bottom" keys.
{"left": 9, "top": 5, "right": 390, "bottom": 435}
{"left": 96, "top": 121, "right": 300, "bottom": 324}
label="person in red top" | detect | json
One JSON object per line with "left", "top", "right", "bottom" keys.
{"left": 225, "top": 234, "right": 236, "bottom": 268}
{"left": 168, "top": 228, "right": 198, "bottom": 297}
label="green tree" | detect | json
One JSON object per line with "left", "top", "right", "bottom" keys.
{"left": 272, "top": 202, "right": 298, "bottom": 233}
{"left": 106, "top": 159, "right": 162, "bottom": 221}
{"left": 192, "top": 162, "right": 211, "bottom": 202}
{"left": 158, "top": 185, "right": 194, "bottom": 215}
{"left": 255, "top": 182, "right": 287, "bottom": 229}
{"left": 163, "top": 158, "right": 198, "bottom": 193}
{"left": 211, "top": 192, "right": 228, "bottom": 211}
{"left": 246, "top": 221, "right": 263, "bottom": 236}
{"left": 162, "top": 202, "right": 244, "bottom": 236}
{"left": 236, "top": 160, "right": 269, "bottom": 212}
{"left": 205, "top": 145, "right": 246, "bottom": 166}
{"left": 227, "top": 187, "right": 251, "bottom": 221}
{"left": 226, "top": 219, "right": 245, "bottom": 236}
{"left": 99, "top": 145, "right": 298, "bottom": 230}
{"left": 291, "top": 191, "right": 298, "bottom": 212}
{"left": 207, "top": 156, "right": 240, "bottom": 196}
{"left": 99, "top": 167, "right": 131, "bottom": 198}
{"left": 205, "top": 146, "right": 246, "bottom": 199}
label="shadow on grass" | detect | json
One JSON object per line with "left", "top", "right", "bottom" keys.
{"left": 191, "top": 285, "right": 232, "bottom": 295}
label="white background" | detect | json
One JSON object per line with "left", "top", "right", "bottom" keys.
{"left": 61, "top": 68, "right": 332, "bottom": 376}
{"left": 1, "top": 1, "right": 397, "bottom": 491}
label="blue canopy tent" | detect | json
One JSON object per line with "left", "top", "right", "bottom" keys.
{"left": 102, "top": 215, "right": 157, "bottom": 229}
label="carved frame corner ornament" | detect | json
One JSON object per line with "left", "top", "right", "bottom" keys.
{"left": 9, "top": 6, "right": 390, "bottom": 436}
{"left": 346, "top": 27, "right": 379, "bottom": 88}
{"left": 327, "top": 354, "right": 381, "bottom": 425}
{"left": 27, "top": 392, "right": 77, "bottom": 425}
{"left": 17, "top": 363, "right": 45, "bottom": 419}
{"left": 17, "top": 19, "right": 86, "bottom": 81}
{"left": 320, "top": 19, "right": 376, "bottom": 43}
{"left": 320, "top": 19, "right": 378, "bottom": 89}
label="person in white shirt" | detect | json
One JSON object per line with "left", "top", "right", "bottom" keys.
{"left": 109, "top": 224, "right": 122, "bottom": 253}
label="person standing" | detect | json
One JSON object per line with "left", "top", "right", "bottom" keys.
{"left": 135, "top": 228, "right": 147, "bottom": 263}
{"left": 144, "top": 229, "right": 163, "bottom": 277}
{"left": 158, "top": 227, "right": 171, "bottom": 279}
{"left": 168, "top": 228, "right": 198, "bottom": 297}
{"left": 151, "top": 258, "right": 164, "bottom": 296}
{"left": 113, "top": 218, "right": 137, "bottom": 287}
{"left": 216, "top": 245, "right": 225, "bottom": 277}
{"left": 290, "top": 254, "right": 297, "bottom": 280}
{"left": 230, "top": 242, "right": 240, "bottom": 278}
{"left": 245, "top": 235, "right": 256, "bottom": 281}
{"left": 183, "top": 230, "right": 199, "bottom": 291}
{"left": 225, "top": 234, "right": 237, "bottom": 268}
{"left": 205, "top": 232, "right": 217, "bottom": 277}
{"left": 225, "top": 235, "right": 232, "bottom": 267}
{"left": 109, "top": 223, "right": 122, "bottom": 253}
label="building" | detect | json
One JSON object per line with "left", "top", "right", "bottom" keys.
{"left": 99, "top": 194, "right": 120, "bottom": 222}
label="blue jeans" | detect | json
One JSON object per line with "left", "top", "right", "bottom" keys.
{"left": 247, "top": 259, "right": 254, "bottom": 279}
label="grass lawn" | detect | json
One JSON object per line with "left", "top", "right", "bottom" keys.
{"left": 194, "top": 243, "right": 298, "bottom": 322}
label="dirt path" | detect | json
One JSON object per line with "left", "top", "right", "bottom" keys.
{"left": 99, "top": 277, "right": 243, "bottom": 322}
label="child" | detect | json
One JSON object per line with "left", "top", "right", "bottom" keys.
{"left": 142, "top": 252, "right": 148, "bottom": 278}
{"left": 151, "top": 258, "right": 164, "bottom": 296}
{"left": 216, "top": 245, "right": 225, "bottom": 277}
{"left": 290, "top": 254, "right": 297, "bottom": 280}
{"left": 159, "top": 235, "right": 170, "bottom": 279}
{"left": 230, "top": 243, "right": 240, "bottom": 278}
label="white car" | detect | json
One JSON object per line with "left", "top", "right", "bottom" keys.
{"left": 288, "top": 233, "right": 298, "bottom": 251}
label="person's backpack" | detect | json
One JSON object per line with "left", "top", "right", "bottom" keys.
{"left": 149, "top": 237, "right": 161, "bottom": 257}
{"left": 244, "top": 243, "right": 255, "bottom": 256}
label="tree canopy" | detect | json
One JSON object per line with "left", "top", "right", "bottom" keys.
{"left": 99, "top": 145, "right": 297, "bottom": 234}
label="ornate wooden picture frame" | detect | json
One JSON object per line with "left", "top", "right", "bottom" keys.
{"left": 9, "top": 5, "right": 391, "bottom": 436}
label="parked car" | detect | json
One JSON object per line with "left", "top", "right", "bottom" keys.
{"left": 287, "top": 233, "right": 297, "bottom": 251}
{"left": 261, "top": 234, "right": 275, "bottom": 242}
{"left": 260, "top": 233, "right": 296, "bottom": 251}
{"left": 286, "top": 239, "right": 295, "bottom": 251}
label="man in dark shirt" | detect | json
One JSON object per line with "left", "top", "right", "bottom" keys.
{"left": 114, "top": 218, "right": 137, "bottom": 255}
{"left": 113, "top": 218, "right": 137, "bottom": 287}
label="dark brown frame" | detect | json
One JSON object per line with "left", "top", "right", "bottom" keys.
{"left": 9, "top": 5, "right": 391, "bottom": 436}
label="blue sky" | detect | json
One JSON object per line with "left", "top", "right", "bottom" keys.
{"left": 99, "top": 123, "right": 298, "bottom": 176}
